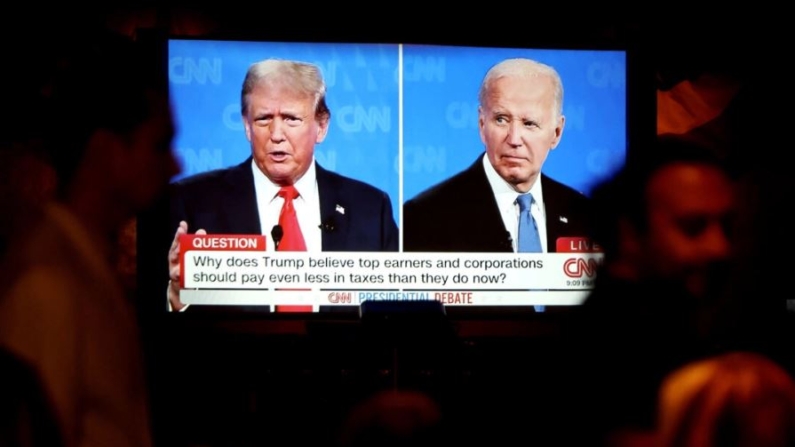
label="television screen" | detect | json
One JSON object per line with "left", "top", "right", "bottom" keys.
{"left": 147, "top": 37, "right": 639, "bottom": 315}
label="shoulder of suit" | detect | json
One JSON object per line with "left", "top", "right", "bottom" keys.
{"left": 405, "top": 159, "right": 482, "bottom": 206}
{"left": 316, "top": 163, "right": 389, "bottom": 199}
{"left": 541, "top": 174, "right": 588, "bottom": 198}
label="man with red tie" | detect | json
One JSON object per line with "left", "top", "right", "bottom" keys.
{"left": 167, "top": 59, "right": 398, "bottom": 312}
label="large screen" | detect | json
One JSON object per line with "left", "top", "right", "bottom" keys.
{"left": 158, "top": 37, "right": 632, "bottom": 314}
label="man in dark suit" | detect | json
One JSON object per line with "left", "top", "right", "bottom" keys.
{"left": 169, "top": 158, "right": 397, "bottom": 252}
{"left": 167, "top": 59, "right": 398, "bottom": 311}
{"left": 403, "top": 159, "right": 588, "bottom": 252}
{"left": 403, "top": 58, "right": 590, "bottom": 253}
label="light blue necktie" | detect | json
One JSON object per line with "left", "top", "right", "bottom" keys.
{"left": 517, "top": 194, "right": 545, "bottom": 312}
{"left": 517, "top": 194, "right": 542, "bottom": 253}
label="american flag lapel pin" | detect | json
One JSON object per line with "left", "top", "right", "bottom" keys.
{"left": 559, "top": 215, "right": 568, "bottom": 223}
{"left": 336, "top": 204, "right": 345, "bottom": 215}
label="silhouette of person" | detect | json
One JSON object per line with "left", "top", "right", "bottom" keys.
{"left": 0, "top": 28, "right": 179, "bottom": 447}
{"left": 554, "top": 135, "right": 739, "bottom": 446}
{"left": 656, "top": 351, "right": 795, "bottom": 447}
{"left": 337, "top": 390, "right": 444, "bottom": 447}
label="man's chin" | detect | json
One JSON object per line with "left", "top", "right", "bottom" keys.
{"left": 261, "top": 162, "right": 313, "bottom": 186}
{"left": 260, "top": 166, "right": 296, "bottom": 185}
{"left": 498, "top": 169, "right": 534, "bottom": 191}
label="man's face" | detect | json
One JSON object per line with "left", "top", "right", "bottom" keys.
{"left": 478, "top": 74, "right": 564, "bottom": 192}
{"left": 640, "top": 163, "right": 735, "bottom": 299}
{"left": 116, "top": 92, "right": 179, "bottom": 212}
{"left": 243, "top": 83, "right": 329, "bottom": 186}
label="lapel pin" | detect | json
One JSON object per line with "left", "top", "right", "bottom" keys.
{"left": 336, "top": 204, "right": 345, "bottom": 215}
{"left": 559, "top": 216, "right": 568, "bottom": 223}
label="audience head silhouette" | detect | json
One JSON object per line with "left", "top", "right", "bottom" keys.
{"left": 657, "top": 351, "right": 795, "bottom": 447}
{"left": 43, "top": 28, "right": 179, "bottom": 226}
{"left": 589, "top": 134, "right": 736, "bottom": 301}
{"left": 337, "top": 390, "right": 444, "bottom": 447}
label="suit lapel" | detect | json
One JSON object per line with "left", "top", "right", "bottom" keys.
{"left": 541, "top": 175, "right": 569, "bottom": 250}
{"left": 316, "top": 163, "right": 350, "bottom": 251}
{"left": 220, "top": 157, "right": 262, "bottom": 234}
{"left": 467, "top": 158, "right": 515, "bottom": 251}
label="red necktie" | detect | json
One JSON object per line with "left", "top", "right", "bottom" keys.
{"left": 276, "top": 185, "right": 306, "bottom": 251}
{"left": 275, "top": 185, "right": 312, "bottom": 312}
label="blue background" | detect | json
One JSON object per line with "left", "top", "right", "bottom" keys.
{"left": 402, "top": 45, "right": 626, "bottom": 206}
{"left": 168, "top": 40, "right": 626, "bottom": 230}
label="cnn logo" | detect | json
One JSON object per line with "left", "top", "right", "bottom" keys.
{"left": 563, "top": 258, "right": 602, "bottom": 278}
{"left": 327, "top": 292, "right": 353, "bottom": 304}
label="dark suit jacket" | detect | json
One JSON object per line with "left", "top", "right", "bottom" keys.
{"left": 169, "top": 157, "right": 398, "bottom": 314}
{"left": 403, "top": 154, "right": 590, "bottom": 252}
{"left": 170, "top": 157, "right": 398, "bottom": 251}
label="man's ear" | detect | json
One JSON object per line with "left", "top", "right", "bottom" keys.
{"left": 315, "top": 113, "right": 330, "bottom": 144}
{"left": 550, "top": 114, "right": 565, "bottom": 149}
{"left": 243, "top": 114, "right": 253, "bottom": 142}
{"left": 478, "top": 106, "right": 486, "bottom": 145}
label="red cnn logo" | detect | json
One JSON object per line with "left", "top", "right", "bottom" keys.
{"left": 563, "top": 258, "right": 602, "bottom": 278}
{"left": 327, "top": 292, "right": 353, "bottom": 304}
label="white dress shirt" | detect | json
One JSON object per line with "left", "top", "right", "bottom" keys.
{"left": 251, "top": 159, "right": 324, "bottom": 312}
{"left": 482, "top": 154, "right": 548, "bottom": 253}
{"left": 251, "top": 158, "right": 322, "bottom": 252}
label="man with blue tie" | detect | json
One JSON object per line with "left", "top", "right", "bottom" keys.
{"left": 403, "top": 58, "right": 590, "bottom": 255}
{"left": 403, "top": 58, "right": 592, "bottom": 311}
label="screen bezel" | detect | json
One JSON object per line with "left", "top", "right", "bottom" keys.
{"left": 134, "top": 27, "right": 655, "bottom": 325}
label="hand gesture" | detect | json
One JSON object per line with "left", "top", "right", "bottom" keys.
{"left": 167, "top": 221, "right": 206, "bottom": 311}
